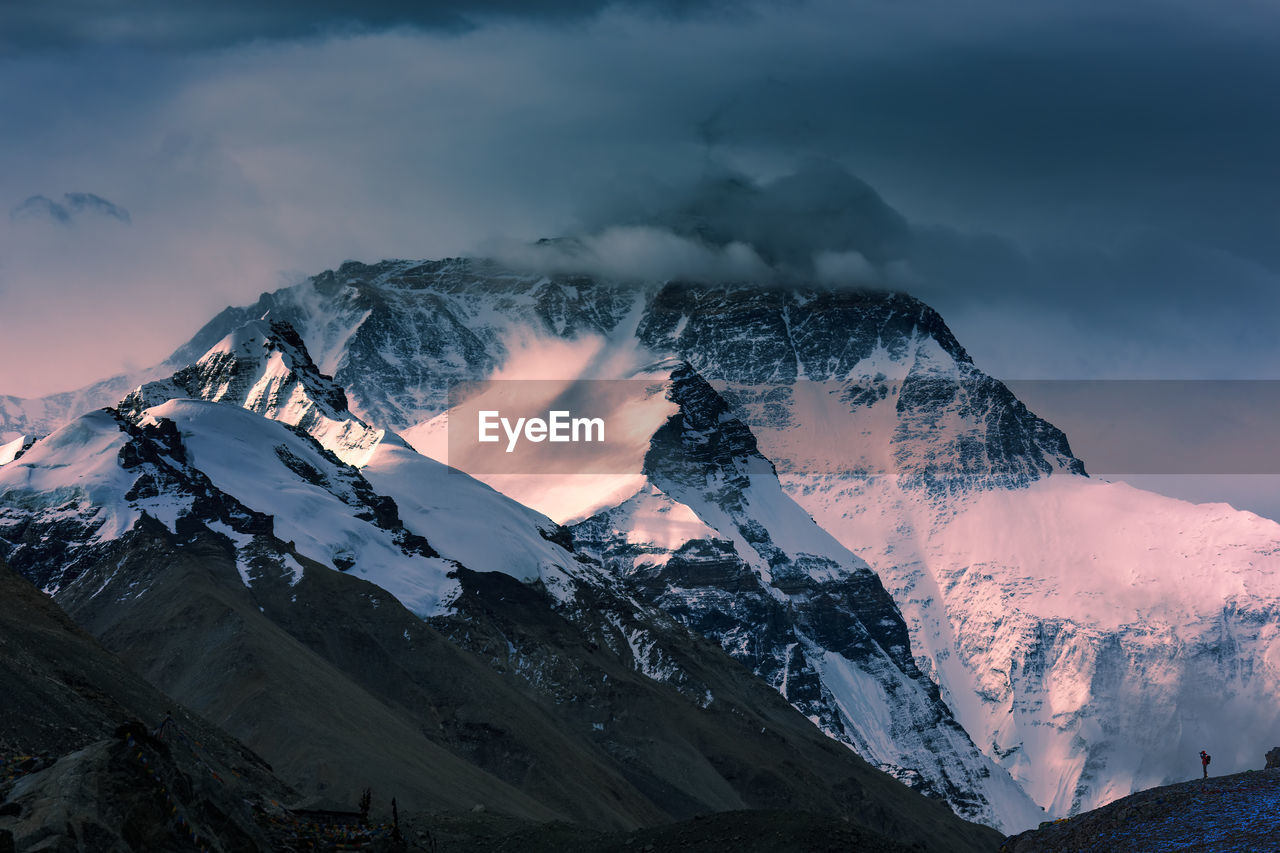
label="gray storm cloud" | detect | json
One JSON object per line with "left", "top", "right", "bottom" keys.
{"left": 0, "top": 0, "right": 731, "bottom": 52}
{"left": 595, "top": 160, "right": 911, "bottom": 270}
{"left": 500, "top": 160, "right": 912, "bottom": 285}
{"left": 492, "top": 230, "right": 774, "bottom": 284}
{"left": 2, "top": 0, "right": 1280, "bottom": 400}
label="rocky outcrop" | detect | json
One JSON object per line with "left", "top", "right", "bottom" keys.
{"left": 2, "top": 734, "right": 270, "bottom": 852}
{"left": 1000, "top": 771, "right": 1280, "bottom": 853}
{"left": 0, "top": 557, "right": 287, "bottom": 850}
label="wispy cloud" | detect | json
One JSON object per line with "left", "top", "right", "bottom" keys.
{"left": 11, "top": 192, "right": 131, "bottom": 225}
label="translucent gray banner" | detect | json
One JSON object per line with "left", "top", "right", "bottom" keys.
{"left": 437, "top": 378, "right": 1280, "bottom": 476}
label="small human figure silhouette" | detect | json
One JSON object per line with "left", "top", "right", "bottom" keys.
{"left": 153, "top": 710, "right": 175, "bottom": 741}
{"left": 1200, "top": 750, "right": 1211, "bottom": 779}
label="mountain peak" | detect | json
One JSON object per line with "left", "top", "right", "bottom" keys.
{"left": 123, "top": 318, "right": 388, "bottom": 467}
{"left": 181, "top": 317, "right": 352, "bottom": 416}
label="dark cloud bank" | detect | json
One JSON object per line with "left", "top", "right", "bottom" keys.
{"left": 500, "top": 151, "right": 1279, "bottom": 386}
{"left": 0, "top": 0, "right": 730, "bottom": 52}
{"left": 3, "top": 1, "right": 1280, "bottom": 388}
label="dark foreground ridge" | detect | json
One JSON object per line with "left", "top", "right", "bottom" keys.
{"left": 1001, "top": 769, "right": 1280, "bottom": 853}
{"left": 1, "top": 532, "right": 1003, "bottom": 852}
{"left": 424, "top": 809, "right": 922, "bottom": 853}
{"left": 0, "top": 557, "right": 288, "bottom": 851}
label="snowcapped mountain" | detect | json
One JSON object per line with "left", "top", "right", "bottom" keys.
{"left": 1, "top": 373, "right": 156, "bottom": 445}
{"left": 570, "top": 361, "right": 1042, "bottom": 829}
{"left": 0, "top": 319, "right": 585, "bottom": 615}
{"left": 124, "top": 317, "right": 387, "bottom": 466}
{"left": 633, "top": 284, "right": 1280, "bottom": 817}
{"left": 58, "top": 270, "right": 1032, "bottom": 827}
{"left": 8, "top": 256, "right": 1279, "bottom": 831}
{"left": 0, "top": 316, "right": 1004, "bottom": 850}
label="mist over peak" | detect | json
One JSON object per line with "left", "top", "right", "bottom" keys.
{"left": 492, "top": 160, "right": 914, "bottom": 287}
{"left": 640, "top": 159, "right": 911, "bottom": 269}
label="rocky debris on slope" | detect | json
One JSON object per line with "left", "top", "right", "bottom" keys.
{"left": 1000, "top": 771, "right": 1280, "bottom": 853}
{"left": 1, "top": 730, "right": 273, "bottom": 852}
{"left": 55, "top": 519, "right": 569, "bottom": 827}
{"left": 0, "top": 557, "right": 279, "bottom": 788}
{"left": 0, "top": 557, "right": 288, "bottom": 850}
{"left": 426, "top": 565, "right": 1004, "bottom": 852}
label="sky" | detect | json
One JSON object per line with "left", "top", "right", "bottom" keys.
{"left": 2, "top": 0, "right": 1279, "bottom": 512}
